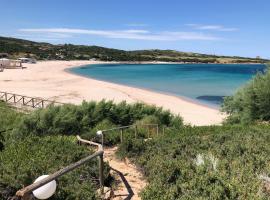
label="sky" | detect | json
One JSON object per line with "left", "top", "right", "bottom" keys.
{"left": 0, "top": 0, "right": 269, "bottom": 58}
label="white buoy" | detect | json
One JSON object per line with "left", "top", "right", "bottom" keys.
{"left": 33, "top": 175, "right": 57, "bottom": 199}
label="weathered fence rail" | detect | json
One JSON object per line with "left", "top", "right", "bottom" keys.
{"left": 0, "top": 91, "right": 64, "bottom": 109}
{"left": 14, "top": 123, "right": 170, "bottom": 199}
{"left": 16, "top": 135, "right": 104, "bottom": 200}
{"left": 99, "top": 123, "right": 160, "bottom": 145}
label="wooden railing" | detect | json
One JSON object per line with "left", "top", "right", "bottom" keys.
{"left": 14, "top": 123, "right": 169, "bottom": 199}
{"left": 99, "top": 123, "right": 161, "bottom": 145}
{"left": 0, "top": 91, "right": 64, "bottom": 109}
{"left": 16, "top": 136, "right": 104, "bottom": 200}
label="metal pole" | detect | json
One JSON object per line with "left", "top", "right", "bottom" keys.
{"left": 101, "top": 134, "right": 104, "bottom": 147}
{"left": 98, "top": 154, "right": 104, "bottom": 197}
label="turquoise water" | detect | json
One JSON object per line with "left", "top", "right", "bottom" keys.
{"left": 70, "top": 64, "right": 265, "bottom": 106}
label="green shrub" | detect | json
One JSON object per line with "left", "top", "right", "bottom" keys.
{"left": 222, "top": 65, "right": 270, "bottom": 124}
{"left": 82, "top": 119, "right": 121, "bottom": 146}
{"left": 0, "top": 101, "right": 24, "bottom": 130}
{"left": 118, "top": 125, "right": 270, "bottom": 199}
{"left": 0, "top": 102, "right": 25, "bottom": 151}
{"left": 0, "top": 135, "right": 110, "bottom": 200}
{"left": 14, "top": 100, "right": 183, "bottom": 139}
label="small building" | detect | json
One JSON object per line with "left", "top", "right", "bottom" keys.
{"left": 0, "top": 58, "right": 11, "bottom": 66}
{"left": 0, "top": 53, "right": 9, "bottom": 58}
{"left": 18, "top": 57, "right": 36, "bottom": 64}
{"left": 0, "top": 58, "right": 22, "bottom": 69}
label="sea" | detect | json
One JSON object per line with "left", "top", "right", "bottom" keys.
{"left": 70, "top": 63, "right": 266, "bottom": 107}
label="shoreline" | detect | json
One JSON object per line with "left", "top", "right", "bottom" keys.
{"left": 0, "top": 60, "right": 225, "bottom": 125}
{"left": 66, "top": 65, "right": 219, "bottom": 110}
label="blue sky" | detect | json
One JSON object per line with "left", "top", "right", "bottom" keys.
{"left": 1, "top": 0, "right": 269, "bottom": 58}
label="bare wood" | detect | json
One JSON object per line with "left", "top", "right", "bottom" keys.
{"left": 0, "top": 91, "right": 65, "bottom": 109}
{"left": 120, "top": 129, "right": 123, "bottom": 143}
{"left": 135, "top": 125, "right": 138, "bottom": 138}
{"left": 16, "top": 136, "right": 104, "bottom": 197}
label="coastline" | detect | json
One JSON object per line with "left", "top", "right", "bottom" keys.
{"left": 66, "top": 64, "right": 219, "bottom": 110}
{"left": 0, "top": 60, "right": 225, "bottom": 125}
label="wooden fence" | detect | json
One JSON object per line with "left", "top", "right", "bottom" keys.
{"left": 16, "top": 136, "right": 104, "bottom": 200}
{"left": 14, "top": 123, "right": 167, "bottom": 199}
{"left": 0, "top": 91, "right": 64, "bottom": 109}
{"left": 99, "top": 123, "right": 162, "bottom": 146}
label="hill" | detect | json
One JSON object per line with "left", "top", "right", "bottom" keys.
{"left": 0, "top": 36, "right": 268, "bottom": 63}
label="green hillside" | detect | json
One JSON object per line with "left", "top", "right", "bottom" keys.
{"left": 0, "top": 36, "right": 267, "bottom": 63}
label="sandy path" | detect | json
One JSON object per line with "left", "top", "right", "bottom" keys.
{"left": 0, "top": 60, "right": 225, "bottom": 125}
{"left": 104, "top": 147, "right": 147, "bottom": 200}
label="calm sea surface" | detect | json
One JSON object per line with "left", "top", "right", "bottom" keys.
{"left": 70, "top": 64, "right": 265, "bottom": 106}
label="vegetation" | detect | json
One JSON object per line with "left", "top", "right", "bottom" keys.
{"left": 14, "top": 100, "right": 183, "bottom": 145}
{"left": 222, "top": 65, "right": 270, "bottom": 124}
{"left": 2, "top": 63, "right": 270, "bottom": 199}
{"left": 0, "top": 36, "right": 268, "bottom": 63}
{"left": 0, "top": 100, "right": 182, "bottom": 199}
{"left": 118, "top": 125, "right": 270, "bottom": 199}
{"left": 0, "top": 102, "right": 113, "bottom": 200}
{"left": 0, "top": 135, "right": 110, "bottom": 200}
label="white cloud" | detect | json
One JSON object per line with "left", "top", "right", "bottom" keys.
{"left": 186, "top": 24, "right": 238, "bottom": 32}
{"left": 126, "top": 23, "right": 148, "bottom": 27}
{"left": 18, "top": 28, "right": 221, "bottom": 41}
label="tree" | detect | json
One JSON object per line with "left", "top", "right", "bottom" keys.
{"left": 222, "top": 64, "right": 270, "bottom": 124}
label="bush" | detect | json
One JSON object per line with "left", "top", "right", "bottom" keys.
{"left": 14, "top": 100, "right": 183, "bottom": 139}
{"left": 222, "top": 65, "right": 270, "bottom": 124}
{"left": 117, "top": 125, "right": 270, "bottom": 199}
{"left": 0, "top": 102, "right": 25, "bottom": 151}
{"left": 0, "top": 135, "right": 110, "bottom": 200}
{"left": 82, "top": 119, "right": 121, "bottom": 146}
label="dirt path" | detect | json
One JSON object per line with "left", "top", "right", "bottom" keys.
{"left": 104, "top": 147, "right": 147, "bottom": 200}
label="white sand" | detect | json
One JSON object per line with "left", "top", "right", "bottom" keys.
{"left": 0, "top": 60, "right": 225, "bottom": 125}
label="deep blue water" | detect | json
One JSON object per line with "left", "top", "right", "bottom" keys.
{"left": 70, "top": 64, "right": 266, "bottom": 106}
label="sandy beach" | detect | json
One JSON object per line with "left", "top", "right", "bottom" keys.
{"left": 0, "top": 60, "right": 225, "bottom": 125}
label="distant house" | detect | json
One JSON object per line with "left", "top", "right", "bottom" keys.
{"left": 0, "top": 58, "right": 9, "bottom": 72}
{"left": 0, "top": 58, "right": 23, "bottom": 69}
{"left": 0, "top": 53, "right": 9, "bottom": 58}
{"left": 0, "top": 58, "right": 11, "bottom": 66}
{"left": 18, "top": 57, "right": 36, "bottom": 63}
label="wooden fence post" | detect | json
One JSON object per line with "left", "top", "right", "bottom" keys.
{"left": 134, "top": 125, "right": 137, "bottom": 139}
{"left": 31, "top": 98, "right": 35, "bottom": 108}
{"left": 120, "top": 129, "right": 123, "bottom": 143}
{"left": 147, "top": 126, "right": 150, "bottom": 138}
{"left": 156, "top": 124, "right": 159, "bottom": 136}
